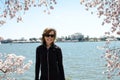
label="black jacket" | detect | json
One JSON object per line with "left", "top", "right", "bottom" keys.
{"left": 35, "top": 44, "right": 65, "bottom": 80}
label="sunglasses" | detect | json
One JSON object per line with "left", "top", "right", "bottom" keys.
{"left": 44, "top": 34, "right": 55, "bottom": 37}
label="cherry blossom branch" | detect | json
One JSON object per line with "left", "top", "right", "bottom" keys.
{"left": 80, "top": 0, "right": 120, "bottom": 35}
{"left": 97, "top": 35, "right": 120, "bottom": 79}
{"left": 0, "top": 69, "right": 7, "bottom": 73}
{"left": 0, "top": 0, "right": 56, "bottom": 26}
{"left": 0, "top": 53, "right": 32, "bottom": 80}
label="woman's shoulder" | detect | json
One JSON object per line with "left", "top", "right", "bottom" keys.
{"left": 36, "top": 44, "right": 44, "bottom": 49}
{"left": 53, "top": 44, "right": 61, "bottom": 50}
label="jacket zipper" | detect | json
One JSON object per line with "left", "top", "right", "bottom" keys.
{"left": 47, "top": 49, "right": 49, "bottom": 80}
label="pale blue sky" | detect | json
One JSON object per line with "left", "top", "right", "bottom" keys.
{"left": 0, "top": 0, "right": 111, "bottom": 39}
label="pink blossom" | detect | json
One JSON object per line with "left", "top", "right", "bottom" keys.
{"left": 0, "top": 53, "right": 32, "bottom": 80}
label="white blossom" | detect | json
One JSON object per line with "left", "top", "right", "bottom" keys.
{"left": 0, "top": 53, "right": 32, "bottom": 80}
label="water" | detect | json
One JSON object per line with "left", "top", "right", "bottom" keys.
{"left": 0, "top": 41, "right": 120, "bottom": 80}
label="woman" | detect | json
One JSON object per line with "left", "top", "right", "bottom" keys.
{"left": 35, "top": 28, "right": 65, "bottom": 80}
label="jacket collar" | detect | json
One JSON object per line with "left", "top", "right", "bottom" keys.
{"left": 42, "top": 43, "right": 55, "bottom": 49}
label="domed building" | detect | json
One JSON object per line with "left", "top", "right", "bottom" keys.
{"left": 70, "top": 33, "right": 84, "bottom": 41}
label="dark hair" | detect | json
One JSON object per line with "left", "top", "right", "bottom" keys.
{"left": 42, "top": 28, "right": 56, "bottom": 45}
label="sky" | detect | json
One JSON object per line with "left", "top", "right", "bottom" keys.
{"left": 0, "top": 0, "right": 111, "bottom": 39}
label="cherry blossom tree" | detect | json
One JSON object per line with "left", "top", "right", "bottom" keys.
{"left": 80, "top": 0, "right": 120, "bottom": 35}
{"left": 97, "top": 36, "right": 120, "bottom": 79}
{"left": 0, "top": 0, "right": 56, "bottom": 26}
{"left": 80, "top": 0, "right": 120, "bottom": 79}
{"left": 0, "top": 53, "right": 32, "bottom": 80}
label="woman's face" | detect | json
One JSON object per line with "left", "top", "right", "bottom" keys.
{"left": 44, "top": 31, "right": 55, "bottom": 46}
